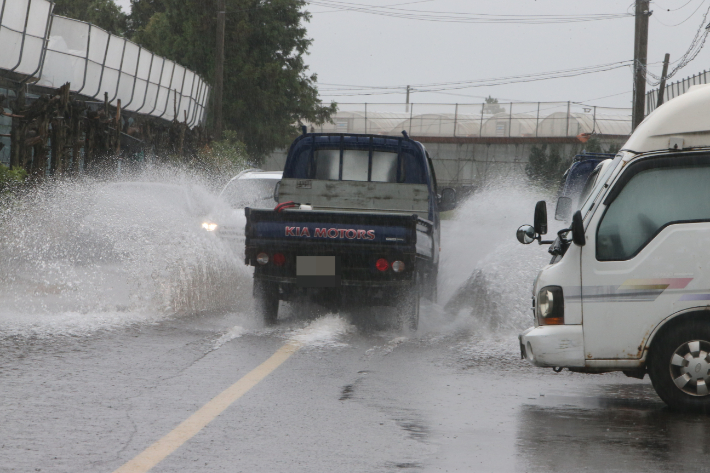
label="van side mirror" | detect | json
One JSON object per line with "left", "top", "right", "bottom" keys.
{"left": 571, "top": 210, "right": 586, "bottom": 246}
{"left": 516, "top": 225, "right": 536, "bottom": 244}
{"left": 534, "top": 201, "right": 548, "bottom": 235}
{"left": 517, "top": 201, "right": 555, "bottom": 246}
{"left": 555, "top": 197, "right": 572, "bottom": 221}
{"left": 439, "top": 188, "right": 457, "bottom": 212}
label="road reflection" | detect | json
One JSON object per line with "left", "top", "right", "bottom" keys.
{"left": 516, "top": 383, "right": 710, "bottom": 472}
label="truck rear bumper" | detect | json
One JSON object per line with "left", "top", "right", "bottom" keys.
{"left": 519, "top": 325, "right": 585, "bottom": 368}
{"left": 255, "top": 274, "right": 413, "bottom": 288}
{"left": 256, "top": 274, "right": 413, "bottom": 308}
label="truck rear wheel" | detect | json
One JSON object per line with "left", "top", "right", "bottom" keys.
{"left": 253, "top": 279, "right": 279, "bottom": 326}
{"left": 648, "top": 321, "right": 710, "bottom": 412}
{"left": 397, "top": 276, "right": 420, "bottom": 332}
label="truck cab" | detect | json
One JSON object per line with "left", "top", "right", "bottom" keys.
{"left": 517, "top": 85, "right": 710, "bottom": 411}
{"left": 244, "top": 132, "right": 455, "bottom": 330}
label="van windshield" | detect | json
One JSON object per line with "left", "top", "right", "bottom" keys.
{"left": 579, "top": 155, "right": 622, "bottom": 218}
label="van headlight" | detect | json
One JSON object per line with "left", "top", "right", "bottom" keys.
{"left": 537, "top": 286, "right": 564, "bottom": 325}
{"left": 202, "top": 222, "right": 218, "bottom": 232}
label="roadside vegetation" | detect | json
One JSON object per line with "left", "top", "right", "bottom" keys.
{"left": 0, "top": 164, "right": 28, "bottom": 195}
{"left": 196, "top": 130, "right": 252, "bottom": 177}
{"left": 52, "top": 0, "right": 337, "bottom": 162}
{"left": 525, "top": 138, "right": 620, "bottom": 190}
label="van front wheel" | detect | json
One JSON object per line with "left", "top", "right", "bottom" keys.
{"left": 648, "top": 321, "right": 710, "bottom": 411}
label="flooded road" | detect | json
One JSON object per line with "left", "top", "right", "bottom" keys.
{"left": 2, "top": 177, "right": 709, "bottom": 472}
{"left": 0, "top": 308, "right": 691, "bottom": 473}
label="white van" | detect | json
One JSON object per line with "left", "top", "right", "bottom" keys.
{"left": 517, "top": 85, "right": 710, "bottom": 411}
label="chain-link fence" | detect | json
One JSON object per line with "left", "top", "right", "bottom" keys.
{"left": 645, "top": 70, "right": 710, "bottom": 115}
{"left": 306, "top": 102, "right": 631, "bottom": 138}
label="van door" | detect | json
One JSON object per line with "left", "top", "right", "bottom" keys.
{"left": 580, "top": 155, "right": 710, "bottom": 361}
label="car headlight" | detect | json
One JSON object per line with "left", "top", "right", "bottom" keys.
{"left": 537, "top": 286, "right": 564, "bottom": 325}
{"left": 202, "top": 222, "right": 218, "bottom": 232}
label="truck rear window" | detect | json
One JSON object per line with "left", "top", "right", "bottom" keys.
{"left": 285, "top": 135, "right": 427, "bottom": 185}
{"left": 314, "top": 149, "right": 400, "bottom": 182}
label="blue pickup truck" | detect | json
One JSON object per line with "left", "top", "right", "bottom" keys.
{"left": 244, "top": 131, "right": 456, "bottom": 329}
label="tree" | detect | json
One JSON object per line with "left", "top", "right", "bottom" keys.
{"left": 526, "top": 138, "right": 623, "bottom": 189}
{"left": 483, "top": 95, "right": 505, "bottom": 114}
{"left": 525, "top": 144, "right": 568, "bottom": 188}
{"left": 127, "top": 0, "right": 165, "bottom": 37}
{"left": 132, "top": 0, "right": 336, "bottom": 159}
{"left": 52, "top": 0, "right": 128, "bottom": 35}
{"left": 582, "top": 137, "right": 620, "bottom": 155}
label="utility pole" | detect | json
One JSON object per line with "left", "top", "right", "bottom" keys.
{"left": 215, "top": 0, "right": 226, "bottom": 139}
{"left": 656, "top": 53, "right": 671, "bottom": 108}
{"left": 405, "top": 85, "right": 410, "bottom": 112}
{"left": 632, "top": 0, "right": 651, "bottom": 130}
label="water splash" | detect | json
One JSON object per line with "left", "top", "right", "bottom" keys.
{"left": 287, "top": 314, "right": 355, "bottom": 348}
{"left": 0, "top": 167, "right": 251, "bottom": 337}
{"left": 432, "top": 178, "right": 554, "bottom": 333}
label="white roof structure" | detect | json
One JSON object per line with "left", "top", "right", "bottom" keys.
{"left": 624, "top": 84, "right": 710, "bottom": 153}
{"left": 307, "top": 111, "right": 409, "bottom": 135}
{"left": 537, "top": 112, "right": 631, "bottom": 137}
{"left": 389, "top": 113, "right": 483, "bottom": 137}
{"left": 0, "top": 0, "right": 209, "bottom": 127}
{"left": 481, "top": 113, "right": 537, "bottom": 137}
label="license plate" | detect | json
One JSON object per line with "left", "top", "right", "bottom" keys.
{"left": 297, "top": 256, "right": 341, "bottom": 287}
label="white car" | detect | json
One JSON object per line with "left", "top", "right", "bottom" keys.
{"left": 202, "top": 169, "right": 283, "bottom": 252}
{"left": 517, "top": 84, "right": 710, "bottom": 411}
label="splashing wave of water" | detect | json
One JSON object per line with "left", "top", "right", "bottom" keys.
{"left": 432, "top": 179, "right": 554, "bottom": 333}
{"left": 0, "top": 168, "right": 250, "bottom": 337}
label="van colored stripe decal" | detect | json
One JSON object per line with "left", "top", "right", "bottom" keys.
{"left": 565, "top": 278, "right": 694, "bottom": 303}
{"left": 679, "top": 294, "right": 710, "bottom": 301}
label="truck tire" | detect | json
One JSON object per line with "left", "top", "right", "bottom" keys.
{"left": 423, "top": 265, "right": 438, "bottom": 303}
{"left": 253, "top": 279, "right": 279, "bottom": 326}
{"left": 648, "top": 320, "right": 710, "bottom": 412}
{"left": 398, "top": 276, "right": 420, "bottom": 332}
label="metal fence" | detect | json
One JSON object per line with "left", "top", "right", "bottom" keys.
{"left": 645, "top": 70, "right": 710, "bottom": 115}
{"left": 307, "top": 102, "right": 632, "bottom": 138}
{"left": 0, "top": 0, "right": 209, "bottom": 127}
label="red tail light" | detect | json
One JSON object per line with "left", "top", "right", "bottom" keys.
{"left": 376, "top": 258, "right": 389, "bottom": 272}
{"left": 273, "top": 253, "right": 286, "bottom": 266}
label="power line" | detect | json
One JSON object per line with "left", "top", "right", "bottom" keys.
{"left": 652, "top": 0, "right": 707, "bottom": 26}
{"left": 317, "top": 61, "right": 634, "bottom": 97}
{"left": 307, "top": 0, "right": 632, "bottom": 24}
{"left": 642, "top": 3, "right": 710, "bottom": 85}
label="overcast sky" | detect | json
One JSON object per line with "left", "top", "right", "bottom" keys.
{"left": 113, "top": 0, "right": 710, "bottom": 109}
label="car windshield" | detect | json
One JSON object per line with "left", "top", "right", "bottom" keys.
{"left": 220, "top": 178, "right": 279, "bottom": 209}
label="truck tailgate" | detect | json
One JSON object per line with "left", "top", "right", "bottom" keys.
{"left": 245, "top": 208, "right": 431, "bottom": 252}
{"left": 245, "top": 208, "right": 434, "bottom": 285}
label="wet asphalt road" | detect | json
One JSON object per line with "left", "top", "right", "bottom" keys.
{"left": 3, "top": 307, "right": 710, "bottom": 473}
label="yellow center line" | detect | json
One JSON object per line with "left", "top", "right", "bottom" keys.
{"left": 112, "top": 341, "right": 302, "bottom": 473}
